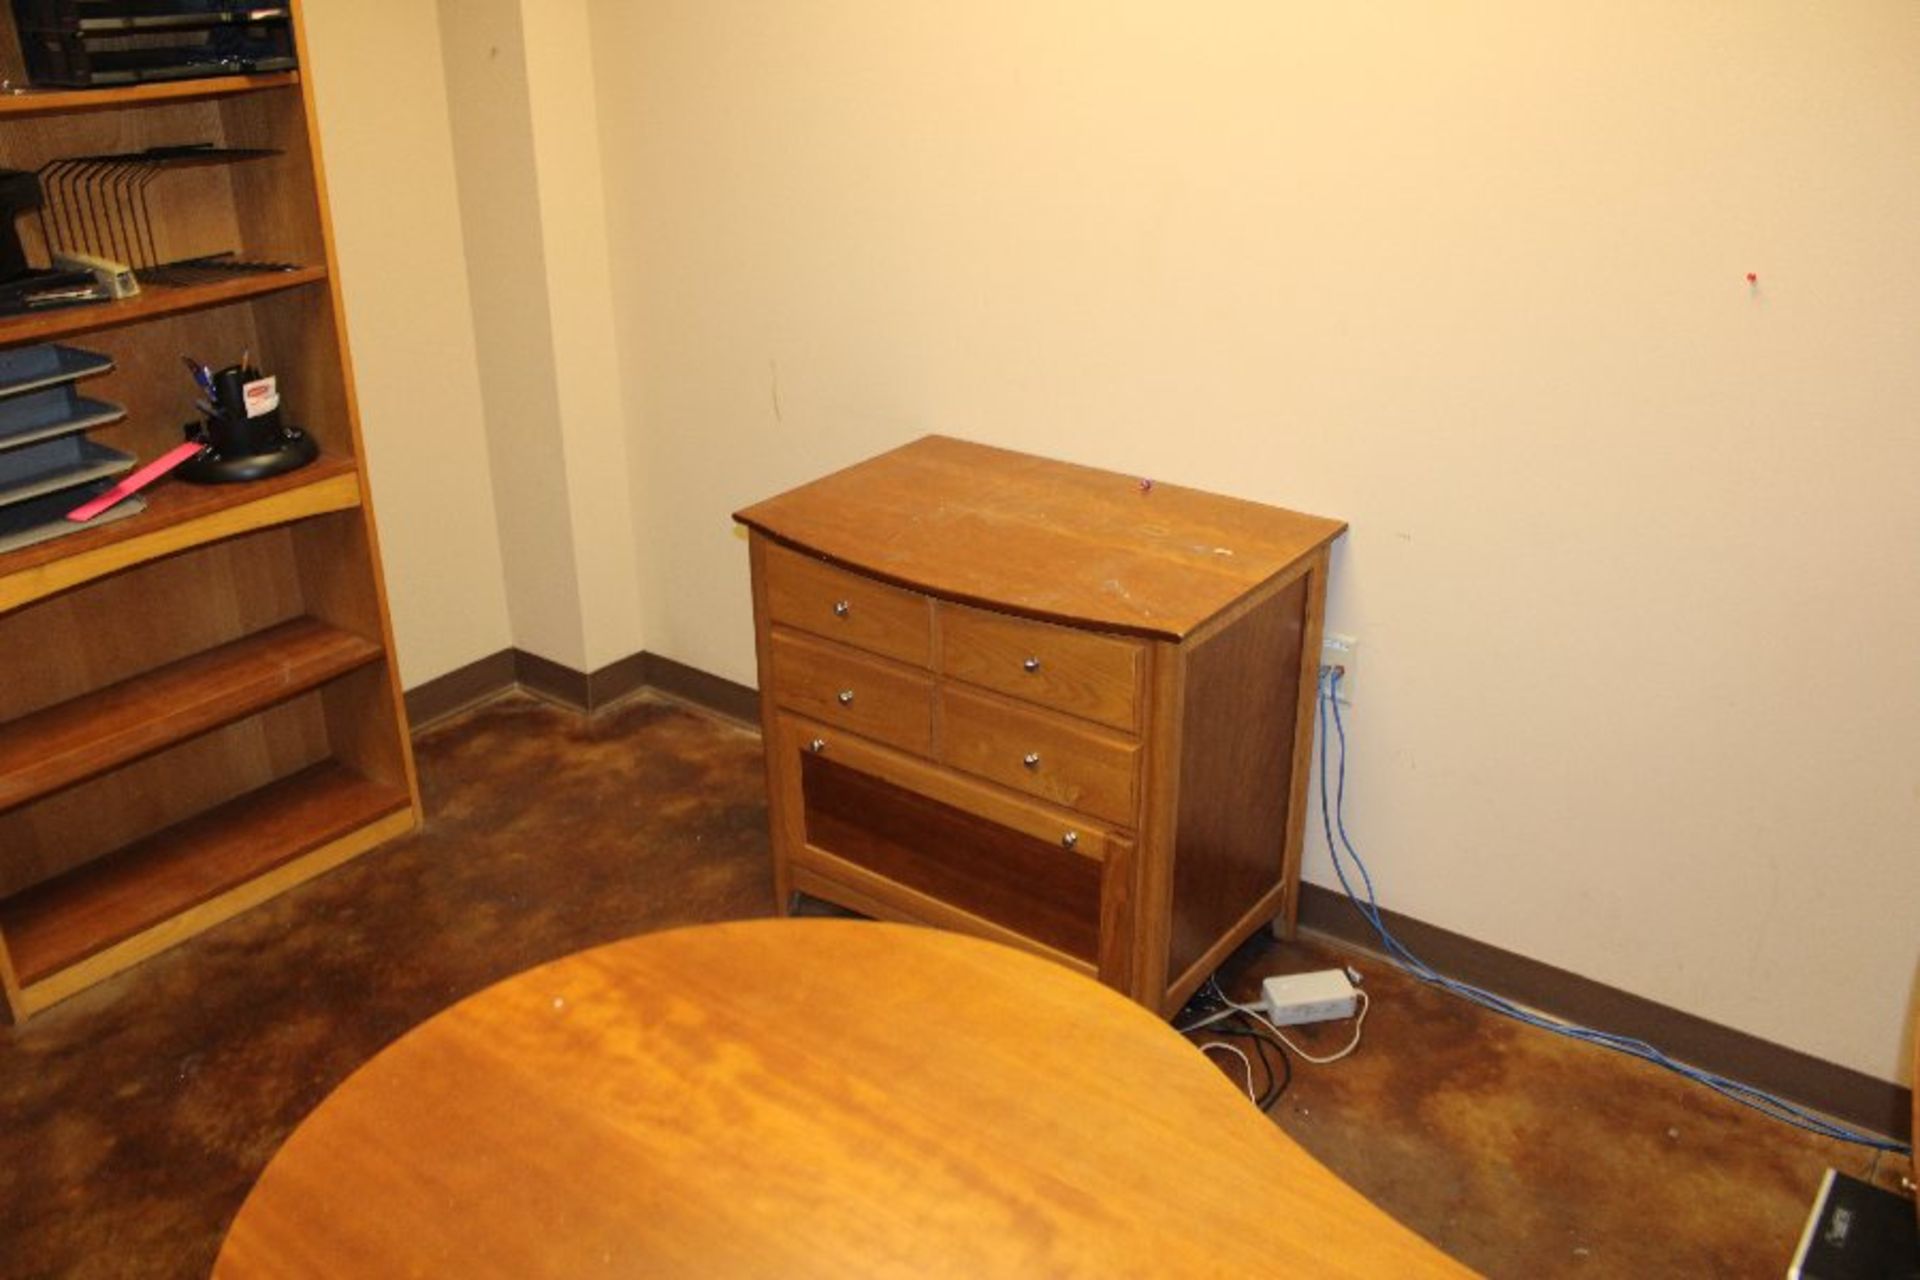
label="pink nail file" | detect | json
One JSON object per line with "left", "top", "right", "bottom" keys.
{"left": 66, "top": 441, "right": 207, "bottom": 523}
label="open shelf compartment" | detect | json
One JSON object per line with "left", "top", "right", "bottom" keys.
{"left": 0, "top": 267, "right": 326, "bottom": 347}
{"left": 0, "top": 451, "right": 358, "bottom": 610}
{"left": 0, "top": 613, "right": 383, "bottom": 809}
{"left": 0, "top": 759, "right": 410, "bottom": 992}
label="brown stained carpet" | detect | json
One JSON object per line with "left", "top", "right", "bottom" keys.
{"left": 0, "top": 690, "right": 1912, "bottom": 1278}
{"left": 1208, "top": 935, "right": 1914, "bottom": 1277}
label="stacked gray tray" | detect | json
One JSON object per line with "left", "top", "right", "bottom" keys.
{"left": 0, "top": 343, "right": 135, "bottom": 554}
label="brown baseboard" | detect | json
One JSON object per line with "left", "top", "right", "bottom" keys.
{"left": 507, "top": 649, "right": 589, "bottom": 710}
{"left": 404, "top": 648, "right": 760, "bottom": 726}
{"left": 403, "top": 650, "right": 519, "bottom": 729}
{"left": 589, "top": 651, "right": 654, "bottom": 710}
{"left": 636, "top": 652, "right": 761, "bottom": 725}
{"left": 1298, "top": 883, "right": 1913, "bottom": 1143}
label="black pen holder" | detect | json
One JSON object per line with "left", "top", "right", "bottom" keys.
{"left": 178, "top": 366, "right": 316, "bottom": 484}
{"left": 207, "top": 400, "right": 282, "bottom": 458}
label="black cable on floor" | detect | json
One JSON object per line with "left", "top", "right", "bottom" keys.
{"left": 1180, "top": 978, "right": 1293, "bottom": 1111}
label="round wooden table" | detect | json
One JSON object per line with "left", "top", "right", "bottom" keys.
{"left": 215, "top": 919, "right": 1468, "bottom": 1277}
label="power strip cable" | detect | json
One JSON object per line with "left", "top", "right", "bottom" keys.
{"left": 1178, "top": 980, "right": 1294, "bottom": 1109}
{"left": 1314, "top": 666, "right": 1910, "bottom": 1157}
{"left": 1226, "top": 988, "right": 1371, "bottom": 1065}
{"left": 1200, "top": 1040, "right": 1259, "bottom": 1103}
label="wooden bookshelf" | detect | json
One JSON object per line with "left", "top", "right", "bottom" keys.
{"left": 0, "top": 2, "right": 420, "bottom": 1021}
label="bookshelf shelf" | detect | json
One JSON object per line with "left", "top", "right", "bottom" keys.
{"left": 0, "top": 615, "right": 383, "bottom": 809}
{"left": 1, "top": 761, "right": 411, "bottom": 995}
{"left": 0, "top": 268, "right": 327, "bottom": 348}
{"left": 0, "top": 72, "right": 300, "bottom": 119}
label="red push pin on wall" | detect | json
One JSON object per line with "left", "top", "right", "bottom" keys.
{"left": 1746, "top": 272, "right": 1759, "bottom": 285}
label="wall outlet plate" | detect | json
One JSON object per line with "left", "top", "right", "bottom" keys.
{"left": 1320, "top": 633, "right": 1357, "bottom": 704}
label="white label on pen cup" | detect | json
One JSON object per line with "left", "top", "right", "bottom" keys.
{"left": 243, "top": 376, "right": 280, "bottom": 419}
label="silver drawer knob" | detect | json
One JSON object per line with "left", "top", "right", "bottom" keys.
{"left": 807, "top": 737, "right": 828, "bottom": 754}
{"left": 1022, "top": 656, "right": 1042, "bottom": 673}
{"left": 1061, "top": 831, "right": 1079, "bottom": 849}
{"left": 1022, "top": 752, "right": 1041, "bottom": 770}
{"left": 832, "top": 600, "right": 851, "bottom": 619}
{"left": 836, "top": 689, "right": 855, "bottom": 706}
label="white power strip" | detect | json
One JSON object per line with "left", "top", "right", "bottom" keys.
{"left": 1259, "top": 970, "right": 1359, "bottom": 1026}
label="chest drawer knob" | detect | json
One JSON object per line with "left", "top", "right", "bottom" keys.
{"left": 807, "top": 737, "right": 829, "bottom": 754}
{"left": 1061, "top": 830, "right": 1079, "bottom": 850}
{"left": 1022, "top": 656, "right": 1043, "bottom": 673}
{"left": 836, "top": 689, "right": 855, "bottom": 706}
{"left": 1022, "top": 751, "right": 1042, "bottom": 770}
{"left": 832, "top": 600, "right": 852, "bottom": 619}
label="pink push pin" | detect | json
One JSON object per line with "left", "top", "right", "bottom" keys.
{"left": 1138, "top": 478, "right": 1154, "bottom": 494}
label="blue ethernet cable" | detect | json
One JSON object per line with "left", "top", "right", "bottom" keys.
{"left": 1313, "top": 667, "right": 1910, "bottom": 1156}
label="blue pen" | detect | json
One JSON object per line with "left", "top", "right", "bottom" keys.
{"left": 181, "top": 355, "right": 216, "bottom": 401}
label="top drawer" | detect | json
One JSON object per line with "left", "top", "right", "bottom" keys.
{"left": 761, "top": 540, "right": 931, "bottom": 667}
{"left": 939, "top": 603, "right": 1143, "bottom": 732}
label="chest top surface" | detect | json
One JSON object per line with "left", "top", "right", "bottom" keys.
{"left": 734, "top": 436, "right": 1345, "bottom": 640}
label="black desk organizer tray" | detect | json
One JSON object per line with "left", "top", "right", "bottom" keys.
{"left": 0, "top": 343, "right": 124, "bottom": 450}
{"left": 0, "top": 471, "right": 141, "bottom": 553}
{"left": 0, "top": 433, "right": 133, "bottom": 507}
{"left": 0, "top": 341, "right": 137, "bottom": 553}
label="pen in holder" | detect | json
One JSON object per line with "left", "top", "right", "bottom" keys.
{"left": 177, "top": 359, "right": 316, "bottom": 484}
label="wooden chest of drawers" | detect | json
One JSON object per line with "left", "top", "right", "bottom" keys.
{"left": 735, "top": 436, "right": 1345, "bottom": 1016}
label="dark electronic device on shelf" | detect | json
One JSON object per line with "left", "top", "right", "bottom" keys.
{"left": 10, "top": 1, "right": 297, "bottom": 89}
{"left": 178, "top": 359, "right": 314, "bottom": 483}
{"left": 0, "top": 169, "right": 110, "bottom": 315}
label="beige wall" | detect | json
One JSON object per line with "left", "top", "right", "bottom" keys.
{"left": 521, "top": 0, "right": 650, "bottom": 672}
{"left": 300, "top": 0, "right": 512, "bottom": 688}
{"left": 436, "top": 0, "right": 649, "bottom": 674}
{"left": 304, "top": 0, "right": 651, "bottom": 684}
{"left": 436, "top": 0, "right": 588, "bottom": 670}
{"left": 590, "top": 2, "right": 1920, "bottom": 1082}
